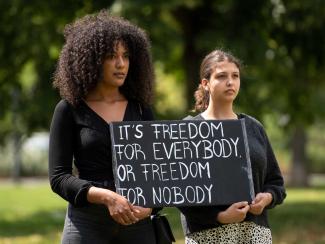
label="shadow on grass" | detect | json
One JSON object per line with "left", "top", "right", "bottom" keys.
{"left": 0, "top": 208, "right": 65, "bottom": 237}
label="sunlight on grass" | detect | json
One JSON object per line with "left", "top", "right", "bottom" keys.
{"left": 284, "top": 188, "right": 325, "bottom": 203}
{"left": 0, "top": 232, "right": 61, "bottom": 244}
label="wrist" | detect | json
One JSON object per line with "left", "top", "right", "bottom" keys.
{"left": 266, "top": 192, "right": 273, "bottom": 206}
{"left": 216, "top": 212, "right": 226, "bottom": 224}
{"left": 148, "top": 208, "right": 153, "bottom": 216}
{"left": 87, "top": 187, "right": 114, "bottom": 205}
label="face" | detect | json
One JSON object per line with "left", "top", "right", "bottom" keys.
{"left": 202, "top": 61, "right": 240, "bottom": 104}
{"left": 101, "top": 41, "right": 130, "bottom": 88}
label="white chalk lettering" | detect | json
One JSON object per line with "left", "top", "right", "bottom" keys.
{"left": 169, "top": 162, "right": 179, "bottom": 180}
{"left": 118, "top": 187, "right": 146, "bottom": 205}
{"left": 141, "top": 163, "right": 150, "bottom": 181}
{"left": 118, "top": 125, "right": 131, "bottom": 140}
{"left": 152, "top": 184, "right": 213, "bottom": 205}
{"left": 134, "top": 125, "right": 143, "bottom": 138}
{"left": 178, "top": 123, "right": 187, "bottom": 139}
{"left": 117, "top": 164, "right": 135, "bottom": 182}
{"left": 230, "top": 137, "right": 239, "bottom": 157}
{"left": 150, "top": 121, "right": 224, "bottom": 140}
{"left": 221, "top": 139, "right": 232, "bottom": 158}
{"left": 151, "top": 138, "right": 240, "bottom": 161}
{"left": 114, "top": 143, "right": 146, "bottom": 160}
{"left": 140, "top": 161, "right": 211, "bottom": 181}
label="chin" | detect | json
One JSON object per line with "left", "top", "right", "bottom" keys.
{"left": 107, "top": 80, "right": 126, "bottom": 87}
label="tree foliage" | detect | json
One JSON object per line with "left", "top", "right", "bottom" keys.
{"left": 0, "top": 1, "right": 324, "bottom": 184}
{"left": 118, "top": 0, "right": 325, "bottom": 185}
{"left": 0, "top": 0, "right": 113, "bottom": 143}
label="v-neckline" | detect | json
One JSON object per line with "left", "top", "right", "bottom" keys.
{"left": 82, "top": 100, "right": 129, "bottom": 124}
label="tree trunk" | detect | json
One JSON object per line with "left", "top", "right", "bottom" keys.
{"left": 12, "top": 132, "right": 22, "bottom": 182}
{"left": 290, "top": 125, "right": 309, "bottom": 186}
{"left": 183, "top": 39, "right": 200, "bottom": 110}
{"left": 11, "top": 88, "right": 22, "bottom": 183}
{"left": 172, "top": 6, "right": 204, "bottom": 110}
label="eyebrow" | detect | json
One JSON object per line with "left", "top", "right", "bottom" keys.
{"left": 109, "top": 49, "right": 129, "bottom": 55}
{"left": 216, "top": 71, "right": 239, "bottom": 74}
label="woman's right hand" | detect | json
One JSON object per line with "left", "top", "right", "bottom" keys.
{"left": 216, "top": 201, "right": 250, "bottom": 224}
{"left": 104, "top": 190, "right": 140, "bottom": 225}
{"left": 87, "top": 187, "right": 139, "bottom": 225}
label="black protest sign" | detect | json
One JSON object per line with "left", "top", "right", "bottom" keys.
{"left": 110, "top": 119, "right": 255, "bottom": 207}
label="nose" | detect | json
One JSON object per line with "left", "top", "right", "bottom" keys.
{"left": 116, "top": 56, "right": 125, "bottom": 68}
{"left": 226, "top": 77, "right": 233, "bottom": 86}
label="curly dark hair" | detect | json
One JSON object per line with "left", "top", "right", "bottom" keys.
{"left": 194, "top": 49, "right": 242, "bottom": 112}
{"left": 53, "top": 10, "right": 154, "bottom": 106}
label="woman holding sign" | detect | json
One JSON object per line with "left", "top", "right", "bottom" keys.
{"left": 179, "top": 49, "right": 286, "bottom": 243}
{"left": 49, "top": 11, "right": 157, "bottom": 243}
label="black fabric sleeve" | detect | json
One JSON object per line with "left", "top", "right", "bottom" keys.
{"left": 260, "top": 127, "right": 286, "bottom": 208}
{"left": 48, "top": 100, "right": 92, "bottom": 207}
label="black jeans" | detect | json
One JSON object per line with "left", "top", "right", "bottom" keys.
{"left": 61, "top": 203, "right": 156, "bottom": 244}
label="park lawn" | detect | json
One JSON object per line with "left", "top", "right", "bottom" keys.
{"left": 0, "top": 183, "right": 325, "bottom": 244}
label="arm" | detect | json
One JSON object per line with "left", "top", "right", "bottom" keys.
{"left": 261, "top": 128, "right": 286, "bottom": 209}
{"left": 249, "top": 126, "right": 286, "bottom": 215}
{"left": 48, "top": 100, "right": 92, "bottom": 206}
{"left": 49, "top": 101, "right": 140, "bottom": 224}
{"left": 87, "top": 186, "right": 140, "bottom": 225}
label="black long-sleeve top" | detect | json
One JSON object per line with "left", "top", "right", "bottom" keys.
{"left": 179, "top": 113, "right": 286, "bottom": 234}
{"left": 49, "top": 99, "right": 154, "bottom": 207}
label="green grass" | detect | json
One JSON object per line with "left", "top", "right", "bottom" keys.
{"left": 0, "top": 183, "right": 66, "bottom": 244}
{"left": 1, "top": 182, "right": 325, "bottom": 244}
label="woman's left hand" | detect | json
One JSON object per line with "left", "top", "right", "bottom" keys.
{"left": 249, "top": 192, "right": 273, "bottom": 215}
{"left": 132, "top": 206, "right": 152, "bottom": 220}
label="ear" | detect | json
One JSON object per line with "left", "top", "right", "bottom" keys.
{"left": 201, "top": 78, "right": 209, "bottom": 91}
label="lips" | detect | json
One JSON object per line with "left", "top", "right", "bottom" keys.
{"left": 113, "top": 72, "right": 126, "bottom": 79}
{"left": 225, "top": 89, "right": 235, "bottom": 94}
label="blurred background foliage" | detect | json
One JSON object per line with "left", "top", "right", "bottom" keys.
{"left": 0, "top": 0, "right": 325, "bottom": 186}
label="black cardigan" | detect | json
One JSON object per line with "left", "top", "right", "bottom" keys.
{"left": 48, "top": 99, "right": 154, "bottom": 207}
{"left": 179, "top": 113, "right": 286, "bottom": 234}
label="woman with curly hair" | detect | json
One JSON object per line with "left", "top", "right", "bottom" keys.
{"left": 49, "top": 10, "right": 157, "bottom": 243}
{"left": 179, "top": 49, "right": 286, "bottom": 243}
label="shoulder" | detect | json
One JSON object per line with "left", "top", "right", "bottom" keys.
{"left": 54, "top": 99, "right": 69, "bottom": 111}
{"left": 239, "top": 113, "right": 267, "bottom": 139}
{"left": 183, "top": 114, "right": 203, "bottom": 120}
{"left": 239, "top": 113, "right": 264, "bottom": 129}
{"left": 183, "top": 115, "right": 193, "bottom": 120}
{"left": 53, "top": 99, "right": 75, "bottom": 116}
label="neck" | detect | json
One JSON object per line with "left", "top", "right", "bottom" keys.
{"left": 202, "top": 101, "right": 237, "bottom": 120}
{"left": 86, "top": 83, "right": 125, "bottom": 103}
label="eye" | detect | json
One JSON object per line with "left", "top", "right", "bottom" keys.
{"left": 216, "top": 74, "right": 227, "bottom": 80}
{"left": 106, "top": 54, "right": 116, "bottom": 60}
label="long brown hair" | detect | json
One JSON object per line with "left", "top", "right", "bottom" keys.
{"left": 194, "top": 49, "right": 242, "bottom": 112}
